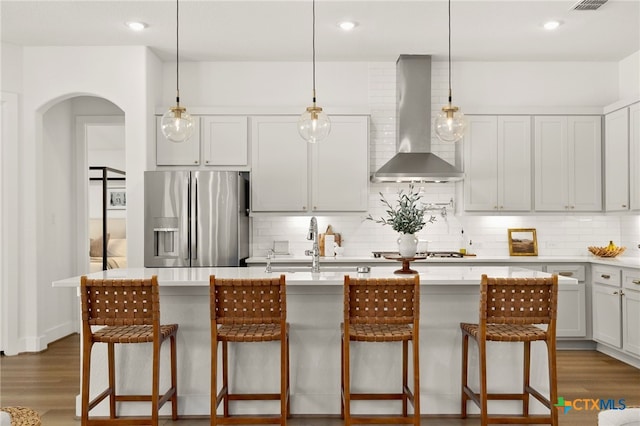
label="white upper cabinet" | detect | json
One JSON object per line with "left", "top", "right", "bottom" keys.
{"left": 251, "top": 116, "right": 308, "bottom": 212}
{"left": 311, "top": 116, "right": 369, "bottom": 212}
{"left": 202, "top": 116, "right": 248, "bottom": 166}
{"left": 156, "top": 116, "right": 201, "bottom": 166}
{"left": 534, "top": 116, "right": 602, "bottom": 211}
{"left": 464, "top": 115, "right": 531, "bottom": 211}
{"left": 251, "top": 115, "right": 369, "bottom": 213}
{"left": 605, "top": 108, "right": 630, "bottom": 211}
{"left": 630, "top": 103, "right": 640, "bottom": 210}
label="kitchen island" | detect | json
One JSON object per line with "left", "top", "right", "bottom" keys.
{"left": 53, "top": 266, "right": 575, "bottom": 418}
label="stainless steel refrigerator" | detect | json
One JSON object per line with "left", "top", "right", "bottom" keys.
{"left": 144, "top": 171, "right": 249, "bottom": 267}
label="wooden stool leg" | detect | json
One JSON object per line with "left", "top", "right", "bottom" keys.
{"left": 343, "top": 337, "right": 351, "bottom": 426}
{"left": 222, "top": 341, "right": 229, "bottom": 417}
{"left": 479, "top": 339, "right": 488, "bottom": 426}
{"left": 170, "top": 334, "right": 178, "bottom": 420}
{"left": 340, "top": 336, "right": 345, "bottom": 420}
{"left": 107, "top": 343, "right": 116, "bottom": 419}
{"left": 412, "top": 339, "right": 420, "bottom": 426}
{"left": 280, "top": 334, "right": 287, "bottom": 426}
{"left": 211, "top": 338, "right": 218, "bottom": 426}
{"left": 152, "top": 340, "right": 160, "bottom": 426}
{"left": 548, "top": 339, "right": 559, "bottom": 426}
{"left": 523, "top": 341, "right": 531, "bottom": 416}
{"left": 286, "top": 334, "right": 291, "bottom": 418}
{"left": 402, "top": 340, "right": 408, "bottom": 416}
{"left": 461, "top": 333, "right": 469, "bottom": 418}
{"left": 81, "top": 341, "right": 92, "bottom": 426}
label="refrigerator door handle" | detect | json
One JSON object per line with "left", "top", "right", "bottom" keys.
{"left": 184, "top": 175, "right": 190, "bottom": 261}
{"left": 191, "top": 176, "right": 198, "bottom": 260}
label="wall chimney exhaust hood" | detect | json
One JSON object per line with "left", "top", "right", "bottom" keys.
{"left": 371, "top": 55, "right": 464, "bottom": 183}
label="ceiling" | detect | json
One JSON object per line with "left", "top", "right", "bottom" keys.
{"left": 2, "top": 0, "right": 639, "bottom": 63}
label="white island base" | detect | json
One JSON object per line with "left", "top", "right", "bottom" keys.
{"left": 53, "top": 266, "right": 574, "bottom": 418}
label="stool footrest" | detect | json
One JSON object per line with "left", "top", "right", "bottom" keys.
{"left": 227, "top": 393, "right": 283, "bottom": 401}
{"left": 86, "top": 417, "right": 165, "bottom": 425}
{"left": 350, "top": 392, "right": 406, "bottom": 400}
{"left": 212, "top": 414, "right": 285, "bottom": 424}
{"left": 344, "top": 415, "right": 418, "bottom": 424}
{"left": 482, "top": 415, "right": 553, "bottom": 424}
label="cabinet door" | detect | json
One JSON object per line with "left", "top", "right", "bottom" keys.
{"left": 622, "top": 289, "right": 640, "bottom": 357}
{"left": 311, "top": 116, "right": 369, "bottom": 212}
{"left": 156, "top": 116, "right": 201, "bottom": 166}
{"left": 251, "top": 116, "right": 308, "bottom": 212}
{"left": 202, "top": 116, "right": 248, "bottom": 166}
{"left": 463, "top": 116, "right": 499, "bottom": 211}
{"left": 630, "top": 103, "right": 640, "bottom": 210}
{"left": 498, "top": 116, "right": 531, "bottom": 211}
{"left": 604, "top": 109, "right": 629, "bottom": 211}
{"left": 557, "top": 282, "right": 586, "bottom": 338}
{"left": 593, "top": 283, "right": 622, "bottom": 348}
{"left": 568, "top": 116, "right": 602, "bottom": 211}
{"left": 534, "top": 116, "right": 568, "bottom": 211}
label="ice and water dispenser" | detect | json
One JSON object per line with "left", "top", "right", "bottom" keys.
{"left": 152, "top": 217, "right": 179, "bottom": 258}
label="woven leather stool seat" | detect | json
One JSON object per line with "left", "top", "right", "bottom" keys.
{"left": 210, "top": 275, "right": 289, "bottom": 426}
{"left": 342, "top": 323, "right": 413, "bottom": 342}
{"left": 80, "top": 275, "right": 178, "bottom": 426}
{"left": 217, "top": 323, "right": 285, "bottom": 342}
{"left": 460, "top": 323, "right": 547, "bottom": 342}
{"left": 341, "top": 275, "right": 421, "bottom": 426}
{"left": 0, "top": 407, "right": 41, "bottom": 426}
{"left": 460, "top": 274, "right": 559, "bottom": 426}
{"left": 93, "top": 324, "right": 178, "bottom": 343}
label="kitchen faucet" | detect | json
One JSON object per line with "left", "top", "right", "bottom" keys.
{"left": 305, "top": 217, "right": 320, "bottom": 272}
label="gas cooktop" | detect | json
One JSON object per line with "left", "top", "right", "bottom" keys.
{"left": 372, "top": 251, "right": 464, "bottom": 259}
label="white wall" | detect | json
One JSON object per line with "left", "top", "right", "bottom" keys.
{"left": 15, "top": 46, "right": 157, "bottom": 352}
{"left": 1, "top": 43, "right": 23, "bottom": 93}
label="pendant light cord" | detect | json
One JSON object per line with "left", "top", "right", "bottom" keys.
{"left": 175, "top": 0, "right": 180, "bottom": 105}
{"left": 447, "top": 0, "right": 452, "bottom": 104}
{"left": 312, "top": 0, "right": 317, "bottom": 104}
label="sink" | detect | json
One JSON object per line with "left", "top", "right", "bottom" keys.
{"left": 265, "top": 266, "right": 368, "bottom": 274}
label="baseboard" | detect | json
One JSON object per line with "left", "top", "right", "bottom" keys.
{"left": 596, "top": 344, "right": 640, "bottom": 369}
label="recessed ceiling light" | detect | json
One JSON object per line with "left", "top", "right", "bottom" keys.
{"left": 125, "top": 21, "right": 148, "bottom": 32}
{"left": 543, "top": 20, "right": 562, "bottom": 30}
{"left": 338, "top": 21, "right": 358, "bottom": 31}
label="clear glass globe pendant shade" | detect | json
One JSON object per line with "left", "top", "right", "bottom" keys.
{"left": 434, "top": 105, "right": 466, "bottom": 143}
{"left": 161, "top": 106, "right": 194, "bottom": 143}
{"left": 298, "top": 106, "right": 331, "bottom": 143}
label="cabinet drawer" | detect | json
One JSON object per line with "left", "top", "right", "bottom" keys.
{"left": 546, "top": 264, "right": 585, "bottom": 281}
{"left": 623, "top": 269, "right": 640, "bottom": 291}
{"left": 592, "top": 266, "right": 621, "bottom": 286}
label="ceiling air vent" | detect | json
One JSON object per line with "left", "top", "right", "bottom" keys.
{"left": 570, "top": 0, "right": 608, "bottom": 10}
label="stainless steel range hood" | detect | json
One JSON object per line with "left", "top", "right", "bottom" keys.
{"left": 371, "top": 55, "right": 464, "bottom": 183}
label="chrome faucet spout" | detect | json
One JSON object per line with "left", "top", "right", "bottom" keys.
{"left": 305, "top": 217, "right": 320, "bottom": 272}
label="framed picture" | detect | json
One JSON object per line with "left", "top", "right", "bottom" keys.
{"left": 107, "top": 187, "right": 127, "bottom": 210}
{"left": 508, "top": 228, "right": 538, "bottom": 256}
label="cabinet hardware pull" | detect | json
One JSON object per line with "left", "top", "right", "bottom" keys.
{"left": 620, "top": 291, "right": 625, "bottom": 296}
{"left": 601, "top": 274, "right": 611, "bottom": 279}
{"left": 558, "top": 272, "right": 574, "bottom": 277}
{"left": 632, "top": 280, "right": 640, "bottom": 285}
{"left": 613, "top": 291, "right": 619, "bottom": 295}
{"left": 622, "top": 205, "right": 627, "bottom": 208}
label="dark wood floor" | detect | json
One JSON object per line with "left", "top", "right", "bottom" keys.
{"left": 1, "top": 334, "right": 639, "bottom": 425}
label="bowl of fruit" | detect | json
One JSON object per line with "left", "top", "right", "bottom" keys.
{"left": 588, "top": 241, "right": 626, "bottom": 258}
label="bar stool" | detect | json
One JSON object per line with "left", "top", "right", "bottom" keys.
{"left": 460, "top": 274, "right": 559, "bottom": 426}
{"left": 341, "top": 275, "right": 421, "bottom": 425}
{"left": 209, "top": 275, "right": 289, "bottom": 426}
{"left": 80, "top": 275, "right": 178, "bottom": 426}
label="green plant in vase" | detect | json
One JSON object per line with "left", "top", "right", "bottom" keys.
{"left": 366, "top": 184, "right": 436, "bottom": 257}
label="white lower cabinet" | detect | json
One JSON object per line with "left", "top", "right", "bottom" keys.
{"left": 622, "top": 270, "right": 640, "bottom": 357}
{"left": 592, "top": 266, "right": 623, "bottom": 348}
{"left": 546, "top": 264, "right": 586, "bottom": 338}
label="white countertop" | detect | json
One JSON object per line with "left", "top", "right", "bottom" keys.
{"left": 52, "top": 265, "right": 577, "bottom": 287}
{"left": 245, "top": 254, "right": 640, "bottom": 269}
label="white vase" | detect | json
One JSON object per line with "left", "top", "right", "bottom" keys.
{"left": 397, "top": 233, "right": 418, "bottom": 258}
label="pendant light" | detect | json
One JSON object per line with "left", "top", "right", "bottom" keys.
{"left": 161, "top": 0, "right": 194, "bottom": 143}
{"left": 434, "top": 0, "right": 466, "bottom": 143}
{"left": 298, "top": 0, "right": 331, "bottom": 143}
